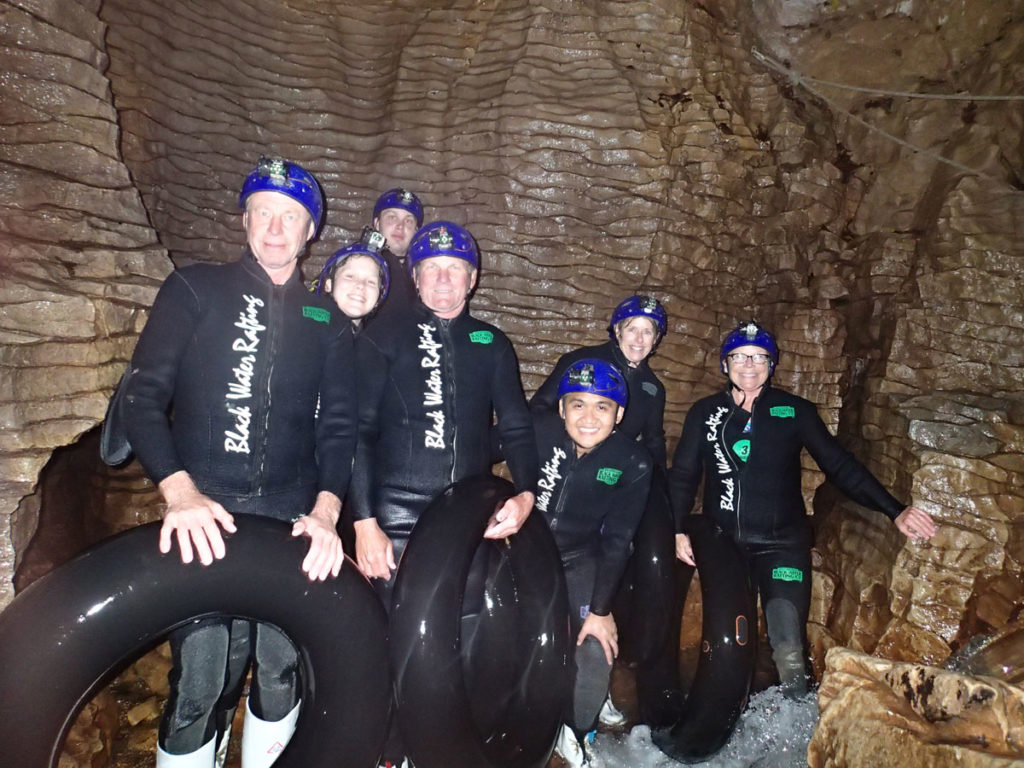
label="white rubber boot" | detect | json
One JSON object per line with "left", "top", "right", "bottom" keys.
{"left": 554, "top": 724, "right": 589, "bottom": 768}
{"left": 215, "top": 723, "right": 232, "bottom": 768}
{"left": 240, "top": 699, "right": 301, "bottom": 768}
{"left": 156, "top": 738, "right": 216, "bottom": 768}
{"left": 597, "top": 693, "right": 626, "bottom": 727}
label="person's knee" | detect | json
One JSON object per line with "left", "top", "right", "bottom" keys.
{"left": 250, "top": 624, "right": 300, "bottom": 719}
{"left": 172, "top": 622, "right": 233, "bottom": 703}
{"left": 764, "top": 598, "right": 809, "bottom": 698}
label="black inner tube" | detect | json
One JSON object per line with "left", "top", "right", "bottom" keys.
{"left": 650, "top": 515, "right": 758, "bottom": 761}
{"left": 0, "top": 515, "right": 391, "bottom": 768}
{"left": 389, "top": 474, "right": 572, "bottom": 768}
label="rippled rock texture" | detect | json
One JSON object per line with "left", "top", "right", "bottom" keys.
{"left": 1, "top": 1, "right": 1023, "bottom": 765}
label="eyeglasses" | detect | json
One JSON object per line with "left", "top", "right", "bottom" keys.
{"left": 727, "top": 352, "right": 771, "bottom": 366}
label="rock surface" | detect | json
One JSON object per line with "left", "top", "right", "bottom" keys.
{"left": 1, "top": 1, "right": 1022, "bottom": 766}
{"left": 810, "top": 646, "right": 1024, "bottom": 768}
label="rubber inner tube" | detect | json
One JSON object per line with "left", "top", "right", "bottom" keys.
{"left": 615, "top": 467, "right": 678, "bottom": 667}
{"left": 651, "top": 515, "right": 758, "bottom": 761}
{"left": 389, "top": 474, "right": 571, "bottom": 768}
{"left": 0, "top": 515, "right": 391, "bottom": 768}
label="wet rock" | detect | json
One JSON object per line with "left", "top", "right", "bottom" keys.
{"left": 810, "top": 646, "right": 1024, "bottom": 767}
{"left": 1, "top": 3, "right": 1023, "bottom": 767}
{"left": 946, "top": 620, "right": 1024, "bottom": 686}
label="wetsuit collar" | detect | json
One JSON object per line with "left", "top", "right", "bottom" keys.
{"left": 608, "top": 339, "right": 647, "bottom": 375}
{"left": 414, "top": 299, "right": 470, "bottom": 325}
{"left": 725, "top": 379, "right": 771, "bottom": 412}
{"left": 240, "top": 246, "right": 303, "bottom": 288}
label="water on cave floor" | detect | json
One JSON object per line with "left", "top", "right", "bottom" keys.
{"left": 587, "top": 687, "right": 818, "bottom": 768}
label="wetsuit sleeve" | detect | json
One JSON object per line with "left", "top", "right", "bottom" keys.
{"left": 591, "top": 460, "right": 652, "bottom": 615}
{"left": 492, "top": 340, "right": 539, "bottom": 493}
{"left": 668, "top": 403, "right": 705, "bottom": 532}
{"left": 528, "top": 351, "right": 572, "bottom": 416}
{"left": 315, "top": 325, "right": 358, "bottom": 499}
{"left": 349, "top": 333, "right": 387, "bottom": 521}
{"left": 123, "top": 271, "right": 199, "bottom": 484}
{"left": 800, "top": 403, "right": 904, "bottom": 520}
{"left": 643, "top": 381, "right": 668, "bottom": 468}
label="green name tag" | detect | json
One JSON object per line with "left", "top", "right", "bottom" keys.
{"left": 732, "top": 439, "right": 750, "bottom": 462}
{"left": 770, "top": 406, "right": 795, "bottom": 418}
{"left": 302, "top": 306, "right": 331, "bottom": 324}
{"left": 469, "top": 330, "right": 494, "bottom": 344}
{"left": 772, "top": 567, "right": 804, "bottom": 582}
{"left": 596, "top": 468, "right": 622, "bottom": 486}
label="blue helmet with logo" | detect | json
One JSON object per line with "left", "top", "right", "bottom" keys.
{"left": 373, "top": 188, "right": 424, "bottom": 228}
{"left": 720, "top": 321, "right": 778, "bottom": 372}
{"left": 407, "top": 221, "right": 479, "bottom": 272}
{"left": 315, "top": 227, "right": 390, "bottom": 304}
{"left": 557, "top": 358, "right": 628, "bottom": 409}
{"left": 240, "top": 156, "right": 324, "bottom": 233}
{"left": 609, "top": 295, "right": 668, "bottom": 339}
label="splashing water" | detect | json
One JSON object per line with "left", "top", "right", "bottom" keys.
{"left": 587, "top": 687, "right": 819, "bottom": 768}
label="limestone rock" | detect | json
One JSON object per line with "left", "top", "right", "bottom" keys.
{"left": 810, "top": 647, "right": 1024, "bottom": 767}
{"left": 0, "top": 2, "right": 1023, "bottom": 765}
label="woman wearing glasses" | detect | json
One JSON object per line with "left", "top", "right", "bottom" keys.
{"left": 668, "top": 321, "right": 936, "bottom": 698}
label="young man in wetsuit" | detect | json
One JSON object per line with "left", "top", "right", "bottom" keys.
{"left": 348, "top": 220, "right": 538, "bottom": 768}
{"left": 123, "top": 157, "right": 356, "bottom": 767}
{"left": 530, "top": 295, "right": 669, "bottom": 468}
{"left": 669, "top": 321, "right": 936, "bottom": 698}
{"left": 533, "top": 358, "right": 653, "bottom": 767}
{"left": 370, "top": 187, "right": 423, "bottom": 315}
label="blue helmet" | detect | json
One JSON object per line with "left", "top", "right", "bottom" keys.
{"left": 240, "top": 156, "right": 324, "bottom": 232}
{"left": 557, "top": 359, "right": 628, "bottom": 409}
{"left": 316, "top": 227, "right": 391, "bottom": 304}
{"left": 609, "top": 295, "right": 668, "bottom": 339}
{"left": 720, "top": 321, "right": 778, "bottom": 372}
{"left": 373, "top": 188, "right": 424, "bottom": 228}
{"left": 407, "top": 221, "right": 479, "bottom": 272}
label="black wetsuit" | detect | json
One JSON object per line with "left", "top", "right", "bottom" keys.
{"left": 374, "top": 246, "right": 417, "bottom": 320}
{"left": 533, "top": 410, "right": 652, "bottom": 732}
{"left": 531, "top": 340, "right": 667, "bottom": 468}
{"left": 669, "top": 383, "right": 904, "bottom": 693}
{"left": 126, "top": 251, "right": 356, "bottom": 516}
{"left": 350, "top": 300, "right": 539, "bottom": 595}
{"left": 124, "top": 251, "right": 357, "bottom": 752}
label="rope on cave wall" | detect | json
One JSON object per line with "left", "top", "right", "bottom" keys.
{"left": 751, "top": 49, "right": 1024, "bottom": 194}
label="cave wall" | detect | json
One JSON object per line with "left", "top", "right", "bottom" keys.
{"left": 1, "top": 0, "right": 1022, "bottom": 688}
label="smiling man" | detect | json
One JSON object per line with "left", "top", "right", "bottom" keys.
{"left": 530, "top": 358, "right": 652, "bottom": 768}
{"left": 349, "top": 220, "right": 538, "bottom": 768}
{"left": 123, "top": 156, "right": 356, "bottom": 767}
{"left": 350, "top": 221, "right": 537, "bottom": 590}
{"left": 529, "top": 295, "right": 668, "bottom": 468}
{"left": 369, "top": 187, "right": 424, "bottom": 317}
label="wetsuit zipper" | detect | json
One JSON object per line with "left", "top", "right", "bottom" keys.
{"left": 723, "top": 388, "right": 764, "bottom": 541}
{"left": 549, "top": 446, "right": 577, "bottom": 534}
{"left": 253, "top": 281, "right": 283, "bottom": 496}
{"left": 720, "top": 400, "right": 743, "bottom": 540}
{"left": 437, "top": 317, "right": 458, "bottom": 484}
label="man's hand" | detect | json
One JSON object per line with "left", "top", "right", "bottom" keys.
{"left": 292, "top": 491, "right": 344, "bottom": 581}
{"left": 484, "top": 490, "right": 535, "bottom": 539}
{"left": 354, "top": 517, "right": 396, "bottom": 580}
{"left": 157, "top": 471, "right": 237, "bottom": 566}
{"left": 894, "top": 505, "right": 937, "bottom": 542}
{"left": 675, "top": 533, "right": 695, "bottom": 566}
{"left": 578, "top": 612, "right": 618, "bottom": 665}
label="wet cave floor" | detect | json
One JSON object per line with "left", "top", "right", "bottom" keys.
{"left": 63, "top": 643, "right": 784, "bottom": 768}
